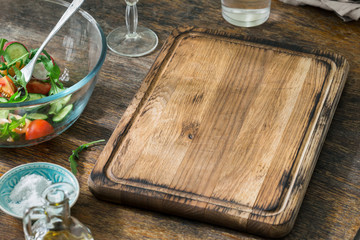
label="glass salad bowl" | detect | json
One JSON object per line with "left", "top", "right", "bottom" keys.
{"left": 0, "top": 0, "right": 106, "bottom": 147}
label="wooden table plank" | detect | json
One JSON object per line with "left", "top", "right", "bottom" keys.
{"left": 1, "top": 0, "right": 359, "bottom": 239}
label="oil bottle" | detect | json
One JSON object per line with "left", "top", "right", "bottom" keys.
{"left": 23, "top": 184, "right": 93, "bottom": 240}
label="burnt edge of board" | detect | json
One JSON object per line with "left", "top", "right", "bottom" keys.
{"left": 89, "top": 26, "right": 349, "bottom": 238}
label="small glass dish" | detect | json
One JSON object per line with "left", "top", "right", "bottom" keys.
{"left": 0, "top": 162, "right": 79, "bottom": 218}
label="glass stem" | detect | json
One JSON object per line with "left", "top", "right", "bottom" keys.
{"left": 125, "top": 3, "right": 138, "bottom": 38}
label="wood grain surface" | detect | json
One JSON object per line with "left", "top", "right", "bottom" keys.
{"left": 89, "top": 27, "right": 348, "bottom": 238}
{"left": 1, "top": 0, "right": 359, "bottom": 239}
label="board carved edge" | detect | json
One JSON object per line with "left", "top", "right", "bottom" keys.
{"left": 88, "top": 27, "right": 350, "bottom": 238}
{"left": 245, "top": 49, "right": 349, "bottom": 237}
{"left": 88, "top": 26, "right": 184, "bottom": 197}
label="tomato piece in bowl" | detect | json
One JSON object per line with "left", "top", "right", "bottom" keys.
{"left": 26, "top": 79, "right": 51, "bottom": 95}
{"left": 25, "top": 119, "right": 54, "bottom": 140}
{"left": 0, "top": 75, "right": 17, "bottom": 98}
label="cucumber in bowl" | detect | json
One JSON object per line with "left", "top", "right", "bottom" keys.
{"left": 2, "top": 41, "right": 28, "bottom": 64}
{"left": 0, "top": 38, "right": 74, "bottom": 143}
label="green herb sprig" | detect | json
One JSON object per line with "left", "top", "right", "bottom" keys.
{"left": 0, "top": 38, "right": 7, "bottom": 51}
{"left": 69, "top": 139, "right": 105, "bottom": 175}
{"left": 8, "top": 67, "right": 29, "bottom": 103}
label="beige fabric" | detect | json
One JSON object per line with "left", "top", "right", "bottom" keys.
{"left": 279, "top": 0, "right": 360, "bottom": 21}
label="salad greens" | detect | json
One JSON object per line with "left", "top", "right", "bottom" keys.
{"left": 8, "top": 67, "right": 28, "bottom": 103}
{"left": 30, "top": 48, "right": 64, "bottom": 96}
{"left": 0, "top": 114, "right": 26, "bottom": 141}
{"left": 68, "top": 140, "right": 105, "bottom": 175}
{"left": 0, "top": 38, "right": 73, "bottom": 143}
{"left": 0, "top": 42, "right": 64, "bottom": 103}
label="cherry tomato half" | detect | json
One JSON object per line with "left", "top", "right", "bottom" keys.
{"left": 0, "top": 75, "right": 17, "bottom": 98}
{"left": 25, "top": 119, "right": 54, "bottom": 140}
{"left": 26, "top": 79, "right": 51, "bottom": 95}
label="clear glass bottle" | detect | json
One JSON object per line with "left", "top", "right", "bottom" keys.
{"left": 23, "top": 184, "right": 93, "bottom": 240}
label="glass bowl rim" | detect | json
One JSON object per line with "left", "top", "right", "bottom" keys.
{"left": 0, "top": 0, "right": 107, "bottom": 109}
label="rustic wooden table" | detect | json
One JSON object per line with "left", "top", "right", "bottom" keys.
{"left": 1, "top": 0, "right": 359, "bottom": 239}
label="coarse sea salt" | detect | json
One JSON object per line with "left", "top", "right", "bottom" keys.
{"left": 9, "top": 174, "right": 52, "bottom": 216}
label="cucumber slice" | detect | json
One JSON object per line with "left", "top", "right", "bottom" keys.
{"left": 4, "top": 41, "right": 28, "bottom": 64}
{"left": 52, "top": 104, "right": 73, "bottom": 122}
{"left": 27, "top": 93, "right": 46, "bottom": 101}
{"left": 49, "top": 95, "right": 71, "bottom": 115}
{"left": 26, "top": 113, "right": 48, "bottom": 120}
{"left": 24, "top": 93, "right": 47, "bottom": 111}
{"left": 0, "top": 99, "right": 8, "bottom": 118}
{"left": 49, "top": 102, "right": 63, "bottom": 115}
{"left": 0, "top": 110, "right": 9, "bottom": 119}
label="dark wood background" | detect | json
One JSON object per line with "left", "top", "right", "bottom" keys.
{"left": 1, "top": 0, "right": 359, "bottom": 239}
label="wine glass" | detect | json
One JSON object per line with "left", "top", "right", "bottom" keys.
{"left": 107, "top": 0, "right": 158, "bottom": 57}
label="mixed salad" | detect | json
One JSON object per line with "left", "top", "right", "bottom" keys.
{"left": 0, "top": 38, "right": 73, "bottom": 142}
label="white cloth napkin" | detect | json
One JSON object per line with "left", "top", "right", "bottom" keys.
{"left": 279, "top": 0, "right": 360, "bottom": 21}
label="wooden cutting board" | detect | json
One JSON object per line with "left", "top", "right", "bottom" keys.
{"left": 89, "top": 27, "right": 348, "bottom": 238}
